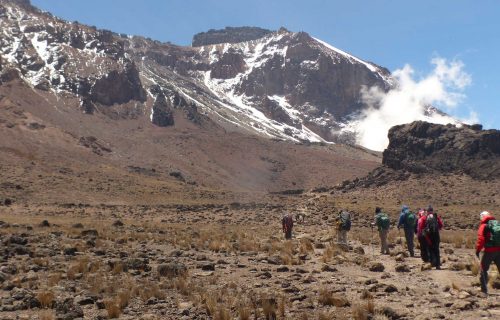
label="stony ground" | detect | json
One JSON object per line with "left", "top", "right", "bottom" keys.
{"left": 0, "top": 203, "right": 499, "bottom": 320}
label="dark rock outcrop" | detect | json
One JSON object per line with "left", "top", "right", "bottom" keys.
{"left": 151, "top": 93, "right": 174, "bottom": 127}
{"left": 383, "top": 121, "right": 500, "bottom": 179}
{"left": 78, "top": 136, "right": 112, "bottom": 156}
{"left": 90, "top": 62, "right": 146, "bottom": 106}
{"left": 210, "top": 48, "right": 247, "bottom": 79}
{"left": 192, "top": 26, "right": 272, "bottom": 47}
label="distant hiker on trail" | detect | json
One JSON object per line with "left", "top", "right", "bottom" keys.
{"left": 372, "top": 207, "right": 391, "bottom": 255}
{"left": 282, "top": 212, "right": 294, "bottom": 240}
{"left": 336, "top": 210, "right": 351, "bottom": 245}
{"left": 398, "top": 205, "right": 417, "bottom": 257}
{"left": 475, "top": 211, "right": 500, "bottom": 295}
{"left": 416, "top": 209, "right": 431, "bottom": 263}
{"left": 424, "top": 206, "right": 443, "bottom": 269}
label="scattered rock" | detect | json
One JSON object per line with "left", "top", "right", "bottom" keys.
{"left": 321, "top": 265, "right": 338, "bottom": 272}
{"left": 39, "top": 220, "right": 50, "bottom": 227}
{"left": 384, "top": 284, "right": 398, "bottom": 293}
{"left": 276, "top": 265, "right": 289, "bottom": 272}
{"left": 200, "top": 263, "right": 215, "bottom": 271}
{"left": 369, "top": 262, "right": 385, "bottom": 272}
{"left": 112, "top": 220, "right": 124, "bottom": 227}
{"left": 353, "top": 246, "right": 365, "bottom": 255}
{"left": 81, "top": 229, "right": 98, "bottom": 238}
{"left": 395, "top": 264, "right": 410, "bottom": 272}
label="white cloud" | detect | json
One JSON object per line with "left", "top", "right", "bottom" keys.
{"left": 354, "top": 58, "right": 475, "bottom": 151}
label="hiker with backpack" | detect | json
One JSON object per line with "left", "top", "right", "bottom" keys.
{"left": 397, "top": 205, "right": 417, "bottom": 257}
{"left": 475, "top": 211, "right": 500, "bottom": 295}
{"left": 336, "top": 210, "right": 351, "bottom": 244}
{"left": 424, "top": 206, "right": 443, "bottom": 269}
{"left": 282, "top": 212, "right": 294, "bottom": 240}
{"left": 416, "top": 209, "right": 431, "bottom": 263}
{"left": 372, "top": 207, "right": 391, "bottom": 255}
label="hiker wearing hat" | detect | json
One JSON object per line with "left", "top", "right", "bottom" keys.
{"left": 282, "top": 212, "right": 294, "bottom": 240}
{"left": 475, "top": 211, "right": 500, "bottom": 295}
{"left": 372, "top": 207, "right": 391, "bottom": 254}
{"left": 424, "top": 206, "right": 443, "bottom": 269}
{"left": 398, "top": 205, "right": 417, "bottom": 257}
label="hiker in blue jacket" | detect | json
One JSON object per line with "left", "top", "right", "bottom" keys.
{"left": 398, "top": 205, "right": 417, "bottom": 257}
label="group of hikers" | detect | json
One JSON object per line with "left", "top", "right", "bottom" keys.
{"left": 371, "top": 205, "right": 443, "bottom": 267}
{"left": 282, "top": 206, "right": 500, "bottom": 295}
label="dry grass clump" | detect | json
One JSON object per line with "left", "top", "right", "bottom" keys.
{"left": 299, "top": 238, "right": 314, "bottom": 254}
{"left": 262, "top": 298, "right": 277, "bottom": 319}
{"left": 441, "top": 230, "right": 476, "bottom": 249}
{"left": 354, "top": 228, "right": 373, "bottom": 245}
{"left": 469, "top": 259, "right": 480, "bottom": 276}
{"left": 117, "top": 290, "right": 131, "bottom": 309}
{"left": 360, "top": 289, "right": 373, "bottom": 300}
{"left": 318, "top": 287, "right": 350, "bottom": 307}
{"left": 33, "top": 257, "right": 49, "bottom": 268}
{"left": 36, "top": 290, "right": 55, "bottom": 308}
{"left": 204, "top": 294, "right": 218, "bottom": 317}
{"left": 214, "top": 305, "right": 231, "bottom": 320}
{"left": 321, "top": 243, "right": 343, "bottom": 263}
{"left": 318, "top": 311, "right": 335, "bottom": 320}
{"left": 47, "top": 273, "right": 62, "bottom": 287}
{"left": 352, "top": 300, "right": 375, "bottom": 320}
{"left": 238, "top": 305, "right": 251, "bottom": 320}
{"left": 138, "top": 281, "right": 165, "bottom": 301}
{"left": 39, "top": 310, "right": 55, "bottom": 320}
{"left": 441, "top": 231, "right": 464, "bottom": 248}
{"left": 67, "top": 256, "right": 91, "bottom": 279}
{"left": 104, "top": 299, "right": 121, "bottom": 319}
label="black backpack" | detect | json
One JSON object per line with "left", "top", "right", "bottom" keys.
{"left": 339, "top": 211, "right": 351, "bottom": 231}
{"left": 425, "top": 213, "right": 439, "bottom": 235}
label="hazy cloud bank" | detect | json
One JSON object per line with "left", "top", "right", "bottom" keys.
{"left": 355, "top": 58, "right": 477, "bottom": 151}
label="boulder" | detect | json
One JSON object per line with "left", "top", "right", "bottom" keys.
{"left": 157, "top": 262, "right": 187, "bottom": 278}
{"left": 368, "top": 262, "right": 385, "bottom": 272}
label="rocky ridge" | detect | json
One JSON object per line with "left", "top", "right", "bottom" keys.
{"left": 192, "top": 26, "right": 273, "bottom": 47}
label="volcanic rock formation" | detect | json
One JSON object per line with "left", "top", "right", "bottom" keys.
{"left": 383, "top": 121, "right": 500, "bottom": 179}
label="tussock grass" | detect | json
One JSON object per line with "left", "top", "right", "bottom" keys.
{"left": 39, "top": 310, "right": 55, "bottom": 320}
{"left": 104, "top": 299, "right": 121, "bottom": 319}
{"left": 318, "top": 287, "right": 350, "bottom": 307}
{"left": 352, "top": 299, "right": 375, "bottom": 320}
{"left": 37, "top": 290, "right": 55, "bottom": 308}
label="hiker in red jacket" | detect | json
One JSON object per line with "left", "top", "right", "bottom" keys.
{"left": 475, "top": 211, "right": 500, "bottom": 295}
{"left": 416, "top": 209, "right": 430, "bottom": 263}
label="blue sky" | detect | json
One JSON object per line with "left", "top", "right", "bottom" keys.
{"left": 31, "top": 0, "right": 499, "bottom": 129}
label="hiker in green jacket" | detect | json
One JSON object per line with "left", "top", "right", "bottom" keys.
{"left": 372, "top": 207, "right": 391, "bottom": 254}
{"left": 398, "top": 205, "right": 417, "bottom": 257}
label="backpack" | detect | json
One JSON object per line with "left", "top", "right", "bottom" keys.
{"left": 376, "top": 213, "right": 390, "bottom": 230}
{"left": 424, "top": 213, "right": 439, "bottom": 235}
{"left": 339, "top": 211, "right": 351, "bottom": 231}
{"left": 282, "top": 215, "right": 293, "bottom": 230}
{"left": 485, "top": 220, "right": 500, "bottom": 247}
{"left": 405, "top": 211, "right": 417, "bottom": 229}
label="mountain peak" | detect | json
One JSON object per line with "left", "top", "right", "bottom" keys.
{"left": 192, "top": 26, "right": 273, "bottom": 47}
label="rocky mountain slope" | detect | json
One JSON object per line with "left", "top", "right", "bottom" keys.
{"left": 0, "top": 0, "right": 399, "bottom": 145}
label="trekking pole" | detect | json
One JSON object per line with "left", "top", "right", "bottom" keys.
{"left": 476, "top": 252, "right": 488, "bottom": 293}
{"left": 399, "top": 228, "right": 404, "bottom": 248}
{"left": 370, "top": 224, "right": 374, "bottom": 257}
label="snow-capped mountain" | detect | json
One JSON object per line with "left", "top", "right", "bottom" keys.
{"left": 0, "top": 0, "right": 454, "bottom": 147}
